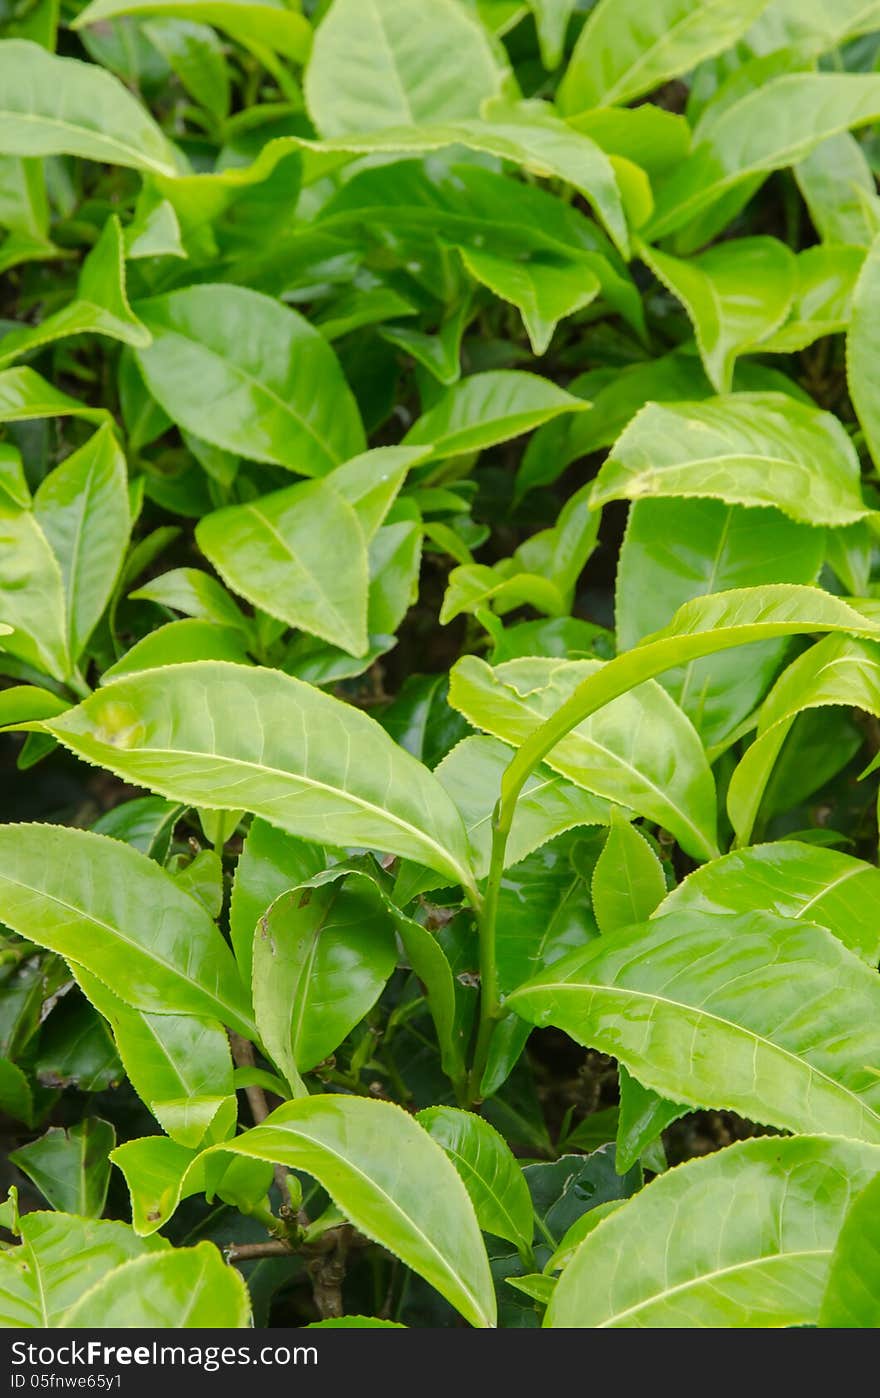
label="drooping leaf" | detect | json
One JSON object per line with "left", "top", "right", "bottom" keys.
{"left": 638, "top": 237, "right": 796, "bottom": 392}
{"left": 727, "top": 633, "right": 880, "bottom": 844}
{"left": 547, "top": 1136, "right": 880, "bottom": 1328}
{"left": 110, "top": 1135, "right": 271, "bottom": 1234}
{"left": 459, "top": 247, "right": 602, "bottom": 356}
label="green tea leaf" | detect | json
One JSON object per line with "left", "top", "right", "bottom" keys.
{"left": 0, "top": 1213, "right": 166, "bottom": 1328}
{"left": 404, "top": 370, "right": 588, "bottom": 462}
{"left": 592, "top": 393, "right": 868, "bottom": 526}
{"left": 76, "top": 965, "right": 236, "bottom": 1148}
{"left": 135, "top": 285, "right": 365, "bottom": 474}
{"left": 0, "top": 824, "right": 253, "bottom": 1036}
{"left": 449, "top": 655, "right": 719, "bottom": 860}
{"left": 209, "top": 1094, "right": 497, "bottom": 1327}
{"left": 10, "top": 1119, "right": 115, "bottom": 1217}
{"left": 196, "top": 478, "right": 369, "bottom": 656}
{"left": 47, "top": 663, "right": 477, "bottom": 896}
{"left": 61, "top": 1242, "right": 252, "bottom": 1328}
{"left": 437, "top": 734, "right": 614, "bottom": 877}
{"left": 848, "top": 231, "right": 880, "bottom": 470}
{"left": 615, "top": 499, "right": 825, "bottom": 746}
{"left": 820, "top": 1172, "right": 880, "bottom": 1328}
{"left": 638, "top": 237, "right": 796, "bottom": 392}
{"left": 591, "top": 813, "right": 666, "bottom": 934}
{"left": 298, "top": 101, "right": 630, "bottom": 257}
{"left": 509, "top": 910, "right": 880, "bottom": 1143}
{"left": 34, "top": 424, "right": 130, "bottom": 663}
{"left": 230, "top": 818, "right": 325, "bottom": 986}
{"left": 253, "top": 873, "right": 397, "bottom": 1084}
{"left": 0, "top": 501, "right": 69, "bottom": 682}
{"left": 74, "top": 0, "right": 311, "bottom": 60}
{"left": 727, "top": 633, "right": 880, "bottom": 844}
{"left": 459, "top": 247, "right": 601, "bottom": 355}
{"left": 0, "top": 367, "right": 109, "bottom": 428}
{"left": 129, "top": 567, "right": 252, "bottom": 636}
{"left": 548, "top": 1136, "right": 880, "bottom": 1327}
{"left": 649, "top": 74, "right": 880, "bottom": 239}
{"left": 0, "top": 39, "right": 179, "bottom": 175}
{"left": 305, "top": 0, "right": 503, "bottom": 138}
{"left": 559, "top": 0, "right": 770, "bottom": 112}
{"left": 660, "top": 840, "right": 880, "bottom": 967}
{"left": 417, "top": 1106, "right": 534, "bottom": 1260}
{"left": 494, "top": 833, "right": 599, "bottom": 998}
{"left": 0, "top": 218, "right": 149, "bottom": 368}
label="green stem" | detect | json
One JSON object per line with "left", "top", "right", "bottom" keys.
{"left": 467, "top": 802, "right": 509, "bottom": 1102}
{"left": 466, "top": 657, "right": 670, "bottom": 1101}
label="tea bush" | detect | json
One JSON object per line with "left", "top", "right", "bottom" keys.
{"left": 1, "top": 0, "right": 880, "bottom": 1330}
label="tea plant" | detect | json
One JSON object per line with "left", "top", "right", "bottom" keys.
{"left": 3, "top": 0, "right": 880, "bottom": 1330}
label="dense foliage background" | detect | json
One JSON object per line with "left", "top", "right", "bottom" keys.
{"left": 3, "top": 0, "right": 880, "bottom": 1329}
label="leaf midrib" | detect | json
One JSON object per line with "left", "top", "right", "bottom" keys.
{"left": 593, "top": 1247, "right": 827, "bottom": 1327}
{"left": 0, "top": 110, "right": 174, "bottom": 176}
